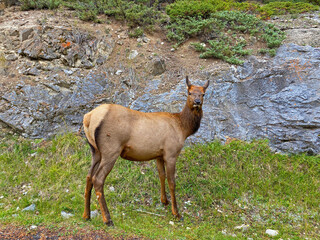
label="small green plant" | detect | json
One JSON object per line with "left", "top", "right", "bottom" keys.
{"left": 192, "top": 42, "right": 206, "bottom": 52}
{"left": 128, "top": 28, "right": 144, "bottom": 38}
{"left": 193, "top": 39, "right": 250, "bottom": 65}
{"left": 259, "top": 48, "right": 277, "bottom": 56}
{"left": 259, "top": 48, "right": 268, "bottom": 54}
{"left": 105, "top": 28, "right": 110, "bottom": 34}
{"left": 0, "top": 52, "right": 7, "bottom": 68}
{"left": 79, "top": 9, "right": 97, "bottom": 22}
{"left": 262, "top": 23, "right": 286, "bottom": 48}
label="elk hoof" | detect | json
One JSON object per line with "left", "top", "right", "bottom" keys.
{"left": 105, "top": 220, "right": 114, "bottom": 227}
{"left": 174, "top": 213, "right": 183, "bottom": 220}
{"left": 82, "top": 214, "right": 91, "bottom": 221}
{"left": 161, "top": 199, "right": 169, "bottom": 206}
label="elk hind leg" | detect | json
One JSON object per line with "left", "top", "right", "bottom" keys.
{"left": 83, "top": 150, "right": 101, "bottom": 220}
{"left": 92, "top": 152, "right": 118, "bottom": 226}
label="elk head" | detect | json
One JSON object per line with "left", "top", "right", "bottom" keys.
{"left": 186, "top": 76, "right": 209, "bottom": 110}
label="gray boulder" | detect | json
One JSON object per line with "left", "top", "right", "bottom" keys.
{"left": 149, "top": 57, "right": 166, "bottom": 76}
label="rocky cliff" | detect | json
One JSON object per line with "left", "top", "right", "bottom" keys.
{"left": 0, "top": 7, "right": 319, "bottom": 154}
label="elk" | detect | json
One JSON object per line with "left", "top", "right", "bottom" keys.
{"left": 82, "top": 76, "right": 209, "bottom": 225}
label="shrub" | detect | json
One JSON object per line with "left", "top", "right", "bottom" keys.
{"left": 213, "top": 10, "right": 261, "bottom": 33}
{"left": 124, "top": 2, "right": 158, "bottom": 28}
{"left": 263, "top": 0, "right": 320, "bottom": 6}
{"left": 128, "top": 27, "right": 144, "bottom": 38}
{"left": 63, "top": 0, "right": 163, "bottom": 27}
{"left": 165, "top": 0, "right": 319, "bottom": 22}
{"left": 193, "top": 38, "right": 250, "bottom": 65}
{"left": 166, "top": 0, "right": 235, "bottom": 20}
{"left": 166, "top": 16, "right": 220, "bottom": 46}
{"left": 259, "top": 1, "right": 319, "bottom": 18}
{"left": 262, "top": 23, "right": 286, "bottom": 48}
{"left": 20, "top": 0, "right": 61, "bottom": 10}
{"left": 102, "top": 0, "right": 163, "bottom": 28}
{"left": 233, "top": 1, "right": 260, "bottom": 13}
{"left": 79, "top": 8, "right": 98, "bottom": 22}
{"left": 184, "top": 11, "right": 285, "bottom": 64}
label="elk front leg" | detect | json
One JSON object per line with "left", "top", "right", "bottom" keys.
{"left": 165, "top": 158, "right": 181, "bottom": 219}
{"left": 156, "top": 158, "right": 168, "bottom": 205}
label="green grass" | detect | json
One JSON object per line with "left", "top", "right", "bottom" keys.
{"left": 1, "top": 133, "right": 319, "bottom": 239}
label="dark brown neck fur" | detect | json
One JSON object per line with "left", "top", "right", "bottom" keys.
{"left": 178, "top": 103, "right": 203, "bottom": 138}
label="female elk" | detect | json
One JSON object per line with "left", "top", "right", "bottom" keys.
{"left": 82, "top": 76, "right": 209, "bottom": 225}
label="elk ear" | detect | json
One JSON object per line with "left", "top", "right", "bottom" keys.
{"left": 203, "top": 80, "right": 210, "bottom": 90}
{"left": 186, "top": 76, "right": 191, "bottom": 88}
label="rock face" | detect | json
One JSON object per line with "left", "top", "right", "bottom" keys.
{"left": 0, "top": 70, "right": 113, "bottom": 138}
{"left": 285, "top": 29, "right": 320, "bottom": 47}
{"left": 18, "top": 26, "right": 114, "bottom": 68}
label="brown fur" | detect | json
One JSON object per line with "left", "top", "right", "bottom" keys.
{"left": 82, "top": 76, "right": 209, "bottom": 225}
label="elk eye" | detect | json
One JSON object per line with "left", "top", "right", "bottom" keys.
{"left": 203, "top": 94, "right": 205, "bottom": 97}
{"left": 188, "top": 92, "right": 191, "bottom": 95}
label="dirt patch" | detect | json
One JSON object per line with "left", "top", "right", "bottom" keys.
{"left": 0, "top": 224, "right": 140, "bottom": 240}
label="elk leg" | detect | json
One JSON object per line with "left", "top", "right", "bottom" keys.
{"left": 156, "top": 158, "right": 168, "bottom": 205}
{"left": 92, "top": 157, "right": 117, "bottom": 226}
{"left": 83, "top": 151, "right": 100, "bottom": 220}
{"left": 165, "top": 158, "right": 181, "bottom": 219}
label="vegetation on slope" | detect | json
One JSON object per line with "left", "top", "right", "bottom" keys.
{"left": 15, "top": 0, "right": 319, "bottom": 64}
{"left": 0, "top": 133, "right": 319, "bottom": 239}
{"left": 167, "top": 11, "right": 285, "bottom": 64}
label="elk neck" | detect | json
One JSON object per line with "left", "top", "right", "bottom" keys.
{"left": 178, "top": 102, "right": 203, "bottom": 138}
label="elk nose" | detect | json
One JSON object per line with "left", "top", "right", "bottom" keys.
{"left": 194, "top": 99, "right": 201, "bottom": 105}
